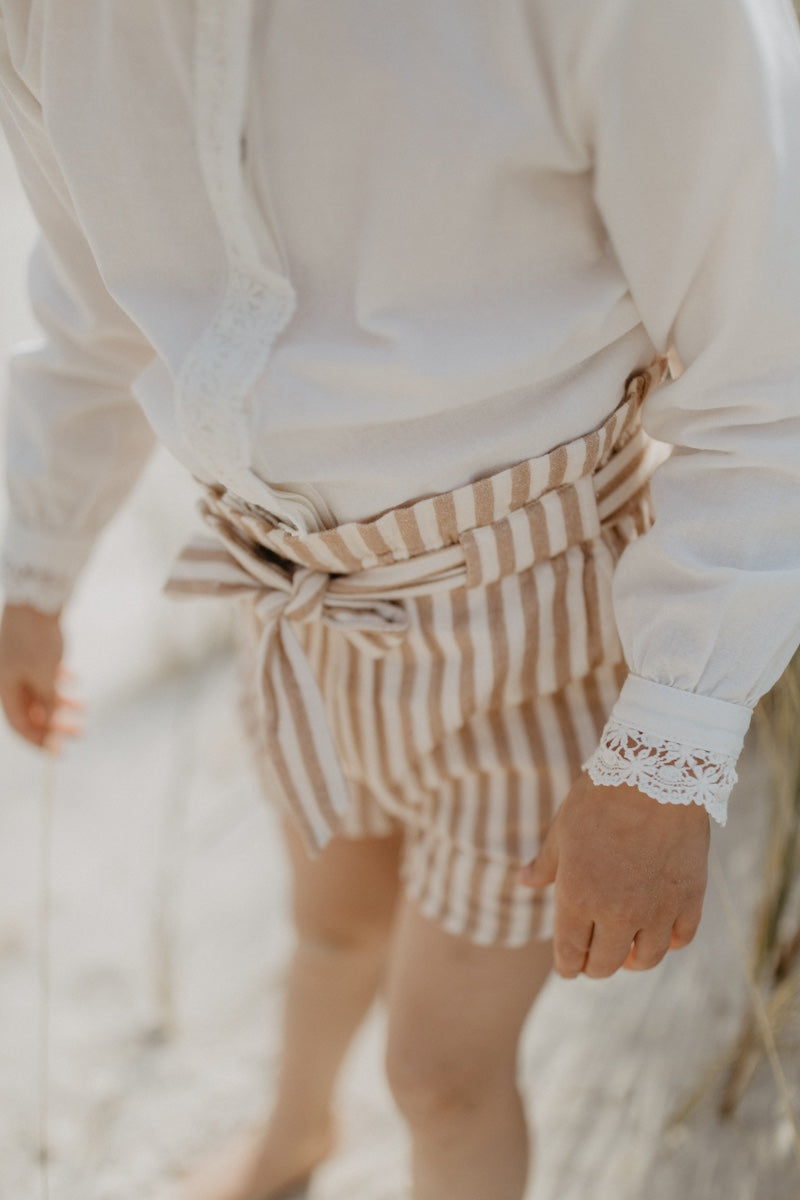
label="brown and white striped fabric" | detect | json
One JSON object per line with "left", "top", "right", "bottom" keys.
{"left": 167, "top": 362, "right": 667, "bottom": 946}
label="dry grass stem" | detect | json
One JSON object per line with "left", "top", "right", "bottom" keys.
{"left": 715, "top": 651, "right": 800, "bottom": 1126}
{"left": 710, "top": 851, "right": 800, "bottom": 1167}
{"left": 37, "top": 758, "right": 56, "bottom": 1200}
{"left": 668, "top": 650, "right": 800, "bottom": 1143}
{"left": 148, "top": 691, "right": 196, "bottom": 1042}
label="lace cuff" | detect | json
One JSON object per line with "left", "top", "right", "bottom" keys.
{"left": 584, "top": 720, "right": 738, "bottom": 825}
{"left": 583, "top": 675, "right": 753, "bottom": 826}
{"left": 1, "top": 520, "right": 93, "bottom": 613}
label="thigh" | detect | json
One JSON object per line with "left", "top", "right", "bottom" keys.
{"left": 385, "top": 896, "right": 553, "bottom": 1089}
{"left": 282, "top": 817, "right": 404, "bottom": 947}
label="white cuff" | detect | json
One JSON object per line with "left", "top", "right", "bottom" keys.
{"left": 583, "top": 675, "right": 753, "bottom": 826}
{"left": 1, "top": 519, "right": 94, "bottom": 612}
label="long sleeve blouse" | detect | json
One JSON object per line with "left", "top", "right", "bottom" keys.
{"left": 1, "top": 0, "right": 800, "bottom": 823}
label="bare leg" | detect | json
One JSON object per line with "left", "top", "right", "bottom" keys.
{"left": 174, "top": 820, "right": 403, "bottom": 1200}
{"left": 385, "top": 899, "right": 553, "bottom": 1200}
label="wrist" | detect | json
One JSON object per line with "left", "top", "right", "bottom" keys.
{"left": 572, "top": 773, "right": 711, "bottom": 836}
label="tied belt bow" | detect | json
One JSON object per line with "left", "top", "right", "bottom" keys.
{"left": 165, "top": 418, "right": 659, "bottom": 850}
{"left": 166, "top": 499, "right": 468, "bottom": 848}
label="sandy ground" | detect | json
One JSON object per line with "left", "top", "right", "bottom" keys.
{"left": 2, "top": 133, "right": 800, "bottom": 1200}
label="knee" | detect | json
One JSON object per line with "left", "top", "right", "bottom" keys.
{"left": 385, "top": 1031, "right": 508, "bottom": 1123}
{"left": 292, "top": 884, "right": 397, "bottom": 959}
{"left": 293, "top": 914, "right": 390, "bottom": 961}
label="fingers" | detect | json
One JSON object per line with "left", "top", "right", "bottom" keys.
{"left": 44, "top": 718, "right": 83, "bottom": 754}
{"left": 42, "top": 688, "right": 84, "bottom": 753}
{"left": 552, "top": 908, "right": 594, "bottom": 979}
{"left": 670, "top": 908, "right": 702, "bottom": 951}
{"left": 520, "top": 825, "right": 559, "bottom": 888}
{"left": 28, "top": 699, "right": 53, "bottom": 734}
{"left": 579, "top": 924, "right": 674, "bottom": 977}
{"left": 1, "top": 682, "right": 83, "bottom": 751}
{"left": 583, "top": 924, "right": 642, "bottom": 979}
{"left": 622, "top": 906, "right": 702, "bottom": 970}
{"left": 588, "top": 914, "right": 699, "bottom": 976}
{"left": 622, "top": 927, "right": 672, "bottom": 972}
{"left": 554, "top": 914, "right": 696, "bottom": 979}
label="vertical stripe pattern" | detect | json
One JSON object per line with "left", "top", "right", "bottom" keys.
{"left": 180, "top": 363, "right": 666, "bottom": 945}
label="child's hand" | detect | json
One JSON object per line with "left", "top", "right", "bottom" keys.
{"left": 0, "top": 603, "right": 82, "bottom": 751}
{"left": 521, "top": 773, "right": 709, "bottom": 979}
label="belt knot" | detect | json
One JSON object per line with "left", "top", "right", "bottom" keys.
{"left": 272, "top": 565, "right": 329, "bottom": 627}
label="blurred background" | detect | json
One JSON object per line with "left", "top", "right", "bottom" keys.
{"left": 1, "top": 39, "right": 800, "bottom": 1200}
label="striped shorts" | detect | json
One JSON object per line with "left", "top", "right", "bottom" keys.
{"left": 184, "top": 367, "right": 663, "bottom": 947}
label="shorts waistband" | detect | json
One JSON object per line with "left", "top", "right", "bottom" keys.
{"left": 193, "top": 357, "right": 665, "bottom": 579}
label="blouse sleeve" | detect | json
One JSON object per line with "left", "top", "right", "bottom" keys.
{"left": 575, "top": 0, "right": 800, "bottom": 822}
{"left": 0, "top": 21, "right": 156, "bottom": 613}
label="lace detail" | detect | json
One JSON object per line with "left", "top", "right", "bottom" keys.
{"left": 1, "top": 560, "right": 71, "bottom": 614}
{"left": 176, "top": 267, "right": 295, "bottom": 495}
{"left": 583, "top": 717, "right": 738, "bottom": 826}
{"left": 176, "top": 4, "right": 297, "bottom": 506}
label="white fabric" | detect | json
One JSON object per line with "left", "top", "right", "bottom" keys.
{"left": 2, "top": 0, "right": 800, "bottom": 821}
{"left": 583, "top": 675, "right": 752, "bottom": 825}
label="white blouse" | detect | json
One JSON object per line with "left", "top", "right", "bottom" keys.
{"left": 1, "top": 0, "right": 800, "bottom": 822}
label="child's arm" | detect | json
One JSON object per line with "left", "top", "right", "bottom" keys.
{"left": 527, "top": 0, "right": 800, "bottom": 975}
{"left": 0, "top": 31, "right": 158, "bottom": 613}
{"left": 580, "top": 0, "right": 800, "bottom": 814}
{"left": 0, "top": 19, "right": 157, "bottom": 741}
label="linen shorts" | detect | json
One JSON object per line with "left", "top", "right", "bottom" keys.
{"left": 239, "top": 606, "right": 629, "bottom": 947}
{"left": 220, "top": 368, "right": 664, "bottom": 948}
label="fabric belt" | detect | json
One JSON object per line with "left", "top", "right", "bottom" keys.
{"left": 166, "top": 372, "right": 666, "bottom": 850}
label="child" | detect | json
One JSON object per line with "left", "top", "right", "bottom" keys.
{"left": 1, "top": 3, "right": 799, "bottom": 1198}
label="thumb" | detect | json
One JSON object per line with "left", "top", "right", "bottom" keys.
{"left": 520, "top": 828, "right": 559, "bottom": 888}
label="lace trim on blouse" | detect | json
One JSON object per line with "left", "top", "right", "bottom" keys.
{"left": 176, "top": 4, "right": 297, "bottom": 508}
{"left": 583, "top": 716, "right": 737, "bottom": 826}
{"left": 1, "top": 559, "right": 71, "bottom": 614}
